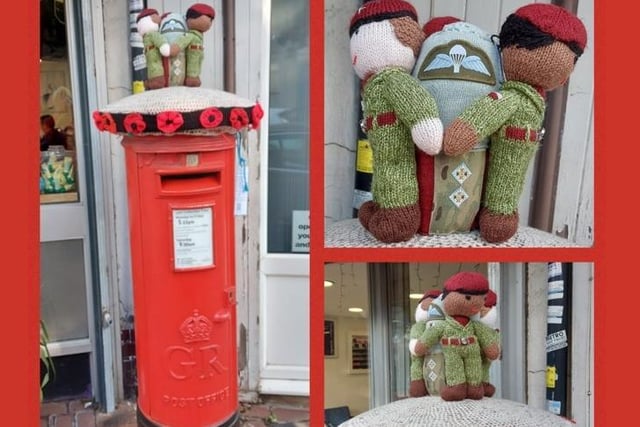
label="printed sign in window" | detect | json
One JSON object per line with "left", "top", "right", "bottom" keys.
{"left": 173, "top": 207, "right": 214, "bottom": 270}
{"left": 291, "top": 210, "right": 310, "bottom": 253}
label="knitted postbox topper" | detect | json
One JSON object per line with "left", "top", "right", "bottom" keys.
{"left": 92, "top": 86, "right": 263, "bottom": 136}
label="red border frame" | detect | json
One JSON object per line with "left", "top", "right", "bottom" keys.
{"left": 5, "top": 0, "right": 40, "bottom": 425}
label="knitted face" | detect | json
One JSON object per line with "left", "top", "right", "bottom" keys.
{"left": 137, "top": 15, "right": 160, "bottom": 36}
{"left": 414, "top": 296, "right": 435, "bottom": 322}
{"left": 350, "top": 17, "right": 423, "bottom": 80}
{"left": 501, "top": 42, "right": 576, "bottom": 90}
{"left": 443, "top": 291, "right": 485, "bottom": 318}
{"left": 187, "top": 14, "right": 213, "bottom": 33}
{"left": 479, "top": 305, "right": 498, "bottom": 329}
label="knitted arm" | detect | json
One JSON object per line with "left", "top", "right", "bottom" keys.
{"left": 419, "top": 320, "right": 446, "bottom": 349}
{"left": 148, "top": 31, "right": 171, "bottom": 57}
{"left": 474, "top": 321, "right": 501, "bottom": 360}
{"left": 385, "top": 70, "right": 443, "bottom": 155}
{"left": 171, "top": 32, "right": 197, "bottom": 54}
{"left": 408, "top": 322, "right": 426, "bottom": 356}
{"left": 443, "top": 89, "right": 520, "bottom": 156}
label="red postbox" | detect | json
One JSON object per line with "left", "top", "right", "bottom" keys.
{"left": 123, "top": 135, "right": 238, "bottom": 427}
{"left": 92, "top": 86, "right": 263, "bottom": 427}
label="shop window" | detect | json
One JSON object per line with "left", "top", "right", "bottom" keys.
{"left": 40, "top": 0, "right": 79, "bottom": 204}
{"left": 267, "top": 0, "right": 310, "bottom": 253}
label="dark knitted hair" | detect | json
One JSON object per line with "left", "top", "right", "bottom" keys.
{"left": 499, "top": 14, "right": 584, "bottom": 59}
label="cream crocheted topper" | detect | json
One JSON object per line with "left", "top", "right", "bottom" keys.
{"left": 93, "top": 86, "right": 263, "bottom": 136}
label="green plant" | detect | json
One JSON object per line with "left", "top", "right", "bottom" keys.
{"left": 40, "top": 320, "right": 55, "bottom": 401}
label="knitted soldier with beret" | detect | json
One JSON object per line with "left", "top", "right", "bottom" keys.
{"left": 414, "top": 272, "right": 500, "bottom": 401}
{"left": 349, "top": 0, "right": 443, "bottom": 243}
{"left": 443, "top": 4, "right": 587, "bottom": 243}
{"left": 170, "top": 3, "right": 215, "bottom": 87}
{"left": 408, "top": 289, "right": 442, "bottom": 397}
{"left": 137, "top": 8, "right": 171, "bottom": 90}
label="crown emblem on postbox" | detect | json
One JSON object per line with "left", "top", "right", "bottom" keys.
{"left": 180, "top": 310, "right": 213, "bottom": 343}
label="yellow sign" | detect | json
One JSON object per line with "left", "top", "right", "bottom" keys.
{"left": 546, "top": 366, "right": 557, "bottom": 388}
{"left": 356, "top": 139, "right": 373, "bottom": 173}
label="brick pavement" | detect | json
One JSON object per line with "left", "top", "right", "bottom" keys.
{"left": 40, "top": 395, "right": 310, "bottom": 427}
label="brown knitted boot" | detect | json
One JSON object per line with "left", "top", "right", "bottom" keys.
{"left": 145, "top": 76, "right": 166, "bottom": 90}
{"left": 439, "top": 383, "right": 467, "bottom": 401}
{"left": 479, "top": 207, "right": 519, "bottom": 243}
{"left": 409, "top": 379, "right": 428, "bottom": 398}
{"left": 467, "top": 383, "right": 485, "bottom": 400}
{"left": 358, "top": 200, "right": 380, "bottom": 231}
{"left": 483, "top": 382, "right": 496, "bottom": 397}
{"left": 368, "top": 203, "right": 420, "bottom": 243}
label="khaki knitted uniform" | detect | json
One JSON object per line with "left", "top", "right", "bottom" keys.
{"left": 420, "top": 315, "right": 500, "bottom": 387}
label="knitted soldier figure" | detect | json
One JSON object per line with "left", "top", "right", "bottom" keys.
{"left": 408, "top": 289, "right": 442, "bottom": 397}
{"left": 479, "top": 289, "right": 499, "bottom": 397}
{"left": 137, "top": 9, "right": 171, "bottom": 90}
{"left": 443, "top": 4, "right": 587, "bottom": 243}
{"left": 414, "top": 272, "right": 500, "bottom": 401}
{"left": 170, "top": 3, "right": 215, "bottom": 87}
{"left": 349, "top": 0, "right": 443, "bottom": 243}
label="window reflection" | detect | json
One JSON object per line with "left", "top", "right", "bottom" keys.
{"left": 267, "top": 0, "right": 310, "bottom": 253}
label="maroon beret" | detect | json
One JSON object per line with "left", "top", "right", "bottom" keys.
{"left": 444, "top": 272, "right": 489, "bottom": 295}
{"left": 136, "top": 8, "right": 159, "bottom": 23}
{"left": 419, "top": 289, "right": 442, "bottom": 303}
{"left": 484, "top": 289, "right": 497, "bottom": 307}
{"left": 422, "top": 16, "right": 461, "bottom": 38}
{"left": 188, "top": 3, "right": 216, "bottom": 20}
{"left": 514, "top": 3, "right": 587, "bottom": 51}
{"left": 349, "top": 0, "right": 418, "bottom": 36}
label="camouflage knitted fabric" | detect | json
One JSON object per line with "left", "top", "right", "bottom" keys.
{"left": 362, "top": 67, "right": 439, "bottom": 209}
{"left": 420, "top": 316, "right": 500, "bottom": 386}
{"left": 338, "top": 397, "right": 574, "bottom": 427}
{"left": 457, "top": 80, "right": 544, "bottom": 215}
{"left": 409, "top": 321, "right": 426, "bottom": 381}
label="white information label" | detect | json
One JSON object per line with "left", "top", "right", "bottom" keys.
{"left": 291, "top": 210, "right": 310, "bottom": 253}
{"left": 173, "top": 207, "right": 214, "bottom": 269}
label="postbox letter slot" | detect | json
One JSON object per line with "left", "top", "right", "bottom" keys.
{"left": 160, "top": 171, "right": 221, "bottom": 195}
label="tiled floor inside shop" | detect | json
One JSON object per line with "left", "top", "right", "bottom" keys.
{"left": 40, "top": 395, "right": 310, "bottom": 427}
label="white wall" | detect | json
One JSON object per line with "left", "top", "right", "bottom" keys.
{"left": 324, "top": 315, "right": 370, "bottom": 416}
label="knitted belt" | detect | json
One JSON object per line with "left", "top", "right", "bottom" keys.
{"left": 504, "top": 126, "right": 544, "bottom": 142}
{"left": 441, "top": 336, "right": 476, "bottom": 346}
{"left": 362, "top": 112, "right": 397, "bottom": 133}
{"left": 189, "top": 45, "right": 204, "bottom": 51}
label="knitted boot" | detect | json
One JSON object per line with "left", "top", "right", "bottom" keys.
{"left": 483, "top": 382, "right": 496, "bottom": 397}
{"left": 466, "top": 383, "right": 485, "bottom": 400}
{"left": 440, "top": 383, "right": 467, "bottom": 401}
{"left": 409, "top": 379, "right": 428, "bottom": 398}
{"left": 368, "top": 203, "right": 420, "bottom": 243}
{"left": 481, "top": 136, "right": 538, "bottom": 243}
{"left": 358, "top": 200, "right": 380, "bottom": 231}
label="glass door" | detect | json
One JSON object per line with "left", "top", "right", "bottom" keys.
{"left": 39, "top": 0, "right": 97, "bottom": 401}
{"left": 258, "top": 0, "right": 311, "bottom": 395}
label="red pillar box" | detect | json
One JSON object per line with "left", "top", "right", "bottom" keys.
{"left": 93, "top": 87, "right": 263, "bottom": 427}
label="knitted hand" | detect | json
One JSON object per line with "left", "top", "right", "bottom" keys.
{"left": 483, "top": 342, "right": 500, "bottom": 361}
{"left": 411, "top": 118, "right": 443, "bottom": 155}
{"left": 444, "top": 3, "right": 587, "bottom": 243}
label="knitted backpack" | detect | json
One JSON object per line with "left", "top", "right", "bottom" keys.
{"left": 443, "top": 3, "right": 587, "bottom": 243}
{"left": 412, "top": 18, "right": 504, "bottom": 235}
{"left": 159, "top": 12, "right": 188, "bottom": 87}
{"left": 349, "top": 0, "right": 443, "bottom": 243}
